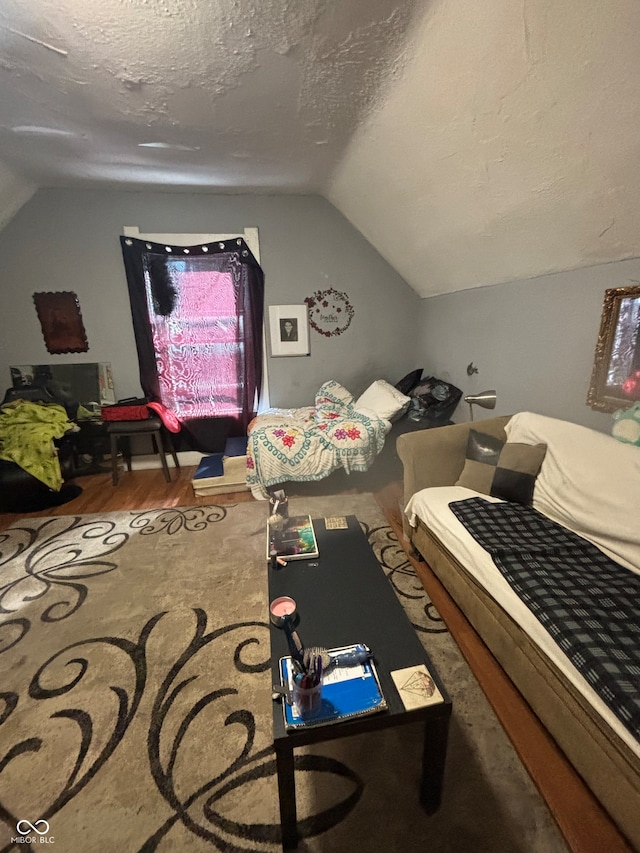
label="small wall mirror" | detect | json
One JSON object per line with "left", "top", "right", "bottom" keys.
{"left": 587, "top": 284, "right": 640, "bottom": 412}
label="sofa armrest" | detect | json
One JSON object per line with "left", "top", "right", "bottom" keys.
{"left": 397, "top": 416, "right": 512, "bottom": 535}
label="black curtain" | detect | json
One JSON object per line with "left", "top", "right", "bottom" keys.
{"left": 119, "top": 236, "right": 264, "bottom": 452}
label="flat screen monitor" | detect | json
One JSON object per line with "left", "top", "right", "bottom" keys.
{"left": 10, "top": 362, "right": 116, "bottom": 408}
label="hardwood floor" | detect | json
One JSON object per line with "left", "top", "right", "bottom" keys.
{"left": 0, "top": 465, "right": 253, "bottom": 529}
{"left": 0, "top": 466, "right": 633, "bottom": 852}
{"left": 0, "top": 444, "right": 400, "bottom": 528}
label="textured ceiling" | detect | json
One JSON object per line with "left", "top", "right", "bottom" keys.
{"left": 1, "top": 0, "right": 639, "bottom": 297}
{"left": 0, "top": 0, "right": 418, "bottom": 189}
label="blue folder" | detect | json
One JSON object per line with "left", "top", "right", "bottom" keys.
{"left": 193, "top": 453, "right": 224, "bottom": 480}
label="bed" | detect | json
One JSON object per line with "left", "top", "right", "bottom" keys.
{"left": 246, "top": 379, "right": 410, "bottom": 500}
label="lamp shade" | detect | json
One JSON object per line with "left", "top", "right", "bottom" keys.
{"left": 464, "top": 390, "right": 497, "bottom": 420}
{"left": 464, "top": 390, "right": 497, "bottom": 410}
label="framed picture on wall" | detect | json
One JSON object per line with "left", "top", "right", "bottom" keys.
{"left": 33, "top": 291, "right": 89, "bottom": 354}
{"left": 587, "top": 283, "right": 640, "bottom": 412}
{"left": 268, "top": 304, "right": 310, "bottom": 357}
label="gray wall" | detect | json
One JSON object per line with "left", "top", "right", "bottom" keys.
{"left": 417, "top": 259, "right": 640, "bottom": 433}
{"left": 0, "top": 189, "right": 420, "bottom": 408}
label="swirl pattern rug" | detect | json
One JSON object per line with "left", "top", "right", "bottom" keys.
{"left": 0, "top": 493, "right": 567, "bottom": 853}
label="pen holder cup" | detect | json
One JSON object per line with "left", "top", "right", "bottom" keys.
{"left": 292, "top": 679, "right": 322, "bottom": 716}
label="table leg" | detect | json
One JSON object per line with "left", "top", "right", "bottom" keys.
{"left": 420, "top": 714, "right": 450, "bottom": 813}
{"left": 275, "top": 741, "right": 298, "bottom": 850}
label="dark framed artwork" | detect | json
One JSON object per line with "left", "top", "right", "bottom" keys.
{"left": 587, "top": 283, "right": 640, "bottom": 412}
{"left": 33, "top": 291, "right": 89, "bottom": 354}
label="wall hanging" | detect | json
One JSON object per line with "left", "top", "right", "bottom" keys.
{"left": 33, "top": 291, "right": 89, "bottom": 354}
{"left": 268, "top": 304, "right": 310, "bottom": 357}
{"left": 305, "top": 288, "right": 354, "bottom": 337}
{"left": 587, "top": 283, "right": 640, "bottom": 412}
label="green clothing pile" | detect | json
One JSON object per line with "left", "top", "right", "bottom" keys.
{"left": 0, "top": 399, "right": 75, "bottom": 491}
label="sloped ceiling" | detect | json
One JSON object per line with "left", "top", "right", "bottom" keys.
{"left": 328, "top": 0, "right": 640, "bottom": 296}
{"left": 0, "top": 162, "right": 36, "bottom": 232}
{"left": 0, "top": 0, "right": 639, "bottom": 297}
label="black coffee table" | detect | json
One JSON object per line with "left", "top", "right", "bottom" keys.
{"left": 269, "top": 514, "right": 452, "bottom": 850}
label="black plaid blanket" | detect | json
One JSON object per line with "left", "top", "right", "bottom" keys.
{"left": 449, "top": 497, "right": 640, "bottom": 741}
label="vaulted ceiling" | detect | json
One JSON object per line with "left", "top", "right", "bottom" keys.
{"left": 1, "top": 0, "right": 639, "bottom": 297}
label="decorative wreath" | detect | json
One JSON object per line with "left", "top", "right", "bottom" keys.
{"left": 305, "top": 288, "right": 355, "bottom": 337}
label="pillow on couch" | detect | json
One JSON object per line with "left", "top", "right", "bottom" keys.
{"left": 456, "top": 429, "right": 547, "bottom": 505}
{"left": 354, "top": 380, "right": 411, "bottom": 422}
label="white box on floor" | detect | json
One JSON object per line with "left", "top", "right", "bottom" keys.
{"left": 192, "top": 455, "right": 249, "bottom": 496}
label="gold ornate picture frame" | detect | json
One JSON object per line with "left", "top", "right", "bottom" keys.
{"left": 587, "top": 283, "right": 640, "bottom": 412}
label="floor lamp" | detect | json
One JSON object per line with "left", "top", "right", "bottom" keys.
{"left": 464, "top": 390, "right": 497, "bottom": 421}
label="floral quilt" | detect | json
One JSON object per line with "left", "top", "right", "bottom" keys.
{"left": 246, "top": 380, "right": 389, "bottom": 498}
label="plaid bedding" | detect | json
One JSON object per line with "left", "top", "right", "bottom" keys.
{"left": 449, "top": 497, "right": 640, "bottom": 741}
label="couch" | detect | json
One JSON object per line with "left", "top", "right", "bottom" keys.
{"left": 397, "top": 412, "right": 640, "bottom": 850}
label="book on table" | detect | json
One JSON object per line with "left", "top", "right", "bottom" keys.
{"left": 267, "top": 514, "right": 319, "bottom": 561}
{"left": 279, "top": 644, "right": 388, "bottom": 730}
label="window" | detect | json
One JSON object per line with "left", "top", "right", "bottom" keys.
{"left": 120, "top": 230, "right": 265, "bottom": 439}
{"left": 146, "top": 257, "right": 245, "bottom": 419}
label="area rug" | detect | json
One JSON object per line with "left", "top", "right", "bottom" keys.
{"left": 0, "top": 494, "right": 568, "bottom": 852}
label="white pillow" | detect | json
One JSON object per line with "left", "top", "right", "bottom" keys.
{"left": 506, "top": 411, "right": 640, "bottom": 573}
{"left": 355, "top": 380, "right": 410, "bottom": 422}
